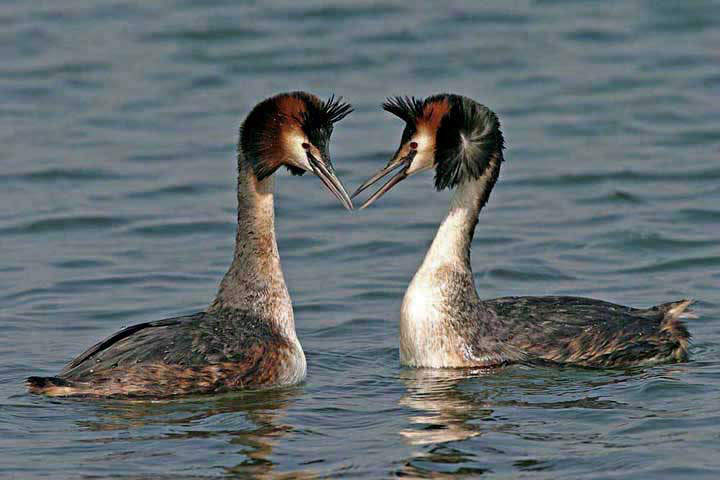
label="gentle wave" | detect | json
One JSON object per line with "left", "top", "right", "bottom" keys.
{"left": 127, "top": 221, "right": 232, "bottom": 237}
{"left": 0, "top": 216, "right": 130, "bottom": 235}
{"left": 0, "top": 168, "right": 125, "bottom": 183}
{"left": 506, "top": 168, "right": 720, "bottom": 187}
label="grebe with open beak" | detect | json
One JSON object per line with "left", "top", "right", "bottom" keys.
{"left": 354, "top": 94, "right": 693, "bottom": 369}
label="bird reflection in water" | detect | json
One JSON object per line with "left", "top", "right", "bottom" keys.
{"left": 396, "top": 368, "right": 497, "bottom": 478}
{"left": 398, "top": 368, "right": 496, "bottom": 446}
{"left": 73, "top": 386, "right": 316, "bottom": 479}
{"left": 396, "top": 366, "right": 634, "bottom": 477}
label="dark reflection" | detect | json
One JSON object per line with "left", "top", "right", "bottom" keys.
{"left": 398, "top": 368, "right": 494, "bottom": 446}
{"left": 395, "top": 366, "right": 633, "bottom": 477}
{"left": 73, "top": 387, "right": 315, "bottom": 479}
{"left": 395, "top": 368, "right": 497, "bottom": 478}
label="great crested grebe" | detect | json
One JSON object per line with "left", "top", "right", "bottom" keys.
{"left": 27, "top": 91, "right": 353, "bottom": 397}
{"left": 353, "top": 94, "right": 693, "bottom": 369}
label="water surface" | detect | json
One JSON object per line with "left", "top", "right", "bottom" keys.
{"left": 1, "top": 1, "right": 719, "bottom": 478}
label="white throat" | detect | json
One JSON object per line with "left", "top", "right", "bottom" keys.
{"left": 419, "top": 178, "right": 486, "bottom": 274}
{"left": 399, "top": 172, "right": 495, "bottom": 368}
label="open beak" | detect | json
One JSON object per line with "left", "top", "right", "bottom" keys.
{"left": 308, "top": 154, "right": 354, "bottom": 210}
{"left": 351, "top": 151, "right": 416, "bottom": 209}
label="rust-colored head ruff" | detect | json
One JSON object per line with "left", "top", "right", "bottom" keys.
{"left": 383, "top": 94, "right": 505, "bottom": 190}
{"left": 352, "top": 94, "right": 505, "bottom": 209}
{"left": 239, "top": 91, "right": 353, "bottom": 181}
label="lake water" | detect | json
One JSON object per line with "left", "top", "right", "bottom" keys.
{"left": 1, "top": 1, "right": 719, "bottom": 478}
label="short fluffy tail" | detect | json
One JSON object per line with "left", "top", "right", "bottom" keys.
{"left": 26, "top": 376, "right": 77, "bottom": 396}
{"left": 657, "top": 299, "right": 694, "bottom": 361}
{"left": 661, "top": 298, "right": 697, "bottom": 320}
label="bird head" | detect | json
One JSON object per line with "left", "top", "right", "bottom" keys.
{"left": 241, "top": 91, "right": 354, "bottom": 209}
{"left": 353, "top": 94, "right": 504, "bottom": 209}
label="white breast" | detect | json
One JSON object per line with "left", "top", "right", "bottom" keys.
{"left": 279, "top": 337, "right": 307, "bottom": 385}
{"left": 400, "top": 274, "right": 444, "bottom": 367}
{"left": 399, "top": 270, "right": 475, "bottom": 368}
{"left": 399, "top": 177, "right": 489, "bottom": 368}
{"left": 273, "top": 306, "right": 307, "bottom": 385}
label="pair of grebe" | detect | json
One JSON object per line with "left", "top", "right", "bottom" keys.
{"left": 27, "top": 92, "right": 693, "bottom": 397}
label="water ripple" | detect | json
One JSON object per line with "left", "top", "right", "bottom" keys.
{"left": 506, "top": 168, "right": 720, "bottom": 187}
{"left": 0, "top": 168, "right": 126, "bottom": 183}
{"left": 0, "top": 216, "right": 130, "bottom": 235}
{"left": 2, "top": 0, "right": 719, "bottom": 478}
{"left": 618, "top": 256, "right": 720, "bottom": 274}
{"left": 127, "top": 221, "right": 232, "bottom": 237}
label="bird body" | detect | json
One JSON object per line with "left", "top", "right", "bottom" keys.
{"left": 355, "top": 93, "right": 692, "bottom": 369}
{"left": 27, "top": 92, "right": 353, "bottom": 397}
{"left": 27, "top": 309, "right": 305, "bottom": 397}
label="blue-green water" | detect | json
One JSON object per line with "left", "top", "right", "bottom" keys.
{"left": 1, "top": 1, "right": 719, "bottom": 478}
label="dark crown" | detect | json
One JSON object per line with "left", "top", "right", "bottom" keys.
{"left": 239, "top": 92, "right": 353, "bottom": 180}
{"left": 383, "top": 94, "right": 505, "bottom": 191}
{"left": 433, "top": 94, "right": 504, "bottom": 190}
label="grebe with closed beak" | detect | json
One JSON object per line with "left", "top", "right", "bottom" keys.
{"left": 27, "top": 91, "right": 353, "bottom": 397}
{"left": 353, "top": 94, "right": 693, "bottom": 368}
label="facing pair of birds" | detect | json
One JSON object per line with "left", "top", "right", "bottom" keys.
{"left": 27, "top": 92, "right": 693, "bottom": 398}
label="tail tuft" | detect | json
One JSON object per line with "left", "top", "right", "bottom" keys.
{"left": 663, "top": 298, "right": 697, "bottom": 320}
{"left": 657, "top": 299, "right": 693, "bottom": 361}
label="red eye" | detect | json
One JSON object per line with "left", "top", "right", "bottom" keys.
{"left": 302, "top": 142, "right": 311, "bottom": 150}
{"left": 410, "top": 141, "right": 418, "bottom": 149}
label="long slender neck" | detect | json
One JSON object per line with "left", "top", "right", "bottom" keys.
{"left": 400, "top": 152, "right": 502, "bottom": 368}
{"left": 418, "top": 161, "right": 499, "bottom": 277}
{"left": 421, "top": 181, "right": 482, "bottom": 273}
{"left": 210, "top": 153, "right": 293, "bottom": 332}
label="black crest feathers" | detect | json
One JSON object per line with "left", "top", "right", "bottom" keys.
{"left": 296, "top": 94, "right": 352, "bottom": 176}
{"left": 432, "top": 95, "right": 505, "bottom": 192}
{"left": 239, "top": 92, "right": 353, "bottom": 181}
{"left": 382, "top": 96, "right": 424, "bottom": 124}
{"left": 304, "top": 94, "right": 354, "bottom": 129}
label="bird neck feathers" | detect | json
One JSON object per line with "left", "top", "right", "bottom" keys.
{"left": 420, "top": 154, "right": 502, "bottom": 276}
{"left": 210, "top": 157, "right": 293, "bottom": 331}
